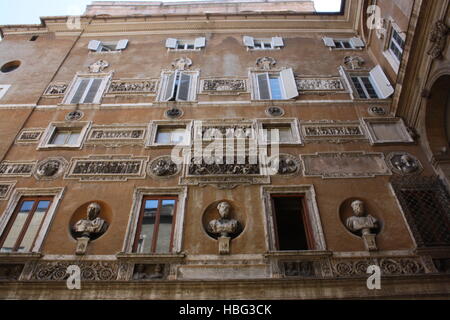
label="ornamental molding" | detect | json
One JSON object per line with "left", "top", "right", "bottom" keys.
{"left": 427, "top": 20, "right": 449, "bottom": 60}
{"left": 362, "top": 118, "right": 414, "bottom": 145}
{"left": 300, "top": 120, "right": 367, "bottom": 143}
{"left": 267, "top": 153, "right": 301, "bottom": 177}
{"left": 43, "top": 83, "right": 69, "bottom": 96}
{"left": 0, "top": 161, "right": 37, "bottom": 177}
{"left": 301, "top": 152, "right": 392, "bottom": 179}
{"left": 107, "top": 79, "right": 158, "bottom": 95}
{"left": 147, "top": 155, "right": 181, "bottom": 179}
{"left": 256, "top": 56, "right": 276, "bottom": 70}
{"left": 88, "top": 60, "right": 109, "bottom": 73}
{"left": 295, "top": 77, "right": 345, "bottom": 93}
{"left": 193, "top": 119, "right": 257, "bottom": 142}
{"left": 0, "top": 181, "right": 16, "bottom": 200}
{"left": 33, "top": 157, "right": 68, "bottom": 181}
{"left": 85, "top": 124, "right": 147, "bottom": 147}
{"left": 65, "top": 110, "right": 84, "bottom": 121}
{"left": 200, "top": 78, "right": 247, "bottom": 95}
{"left": 171, "top": 57, "right": 192, "bottom": 70}
{"left": 15, "top": 128, "right": 44, "bottom": 144}
{"left": 386, "top": 152, "right": 423, "bottom": 176}
{"left": 64, "top": 155, "right": 148, "bottom": 182}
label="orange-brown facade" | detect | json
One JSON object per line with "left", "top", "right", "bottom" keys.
{"left": 0, "top": 0, "right": 449, "bottom": 299}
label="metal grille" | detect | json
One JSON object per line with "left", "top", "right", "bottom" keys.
{"left": 391, "top": 176, "right": 450, "bottom": 247}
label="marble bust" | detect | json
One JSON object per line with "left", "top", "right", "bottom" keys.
{"left": 209, "top": 201, "right": 239, "bottom": 237}
{"left": 346, "top": 200, "right": 379, "bottom": 251}
{"left": 73, "top": 202, "right": 108, "bottom": 239}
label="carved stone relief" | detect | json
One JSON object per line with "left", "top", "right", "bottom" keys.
{"left": 16, "top": 129, "right": 43, "bottom": 144}
{"left": 301, "top": 152, "right": 391, "bottom": 179}
{"left": 133, "top": 264, "right": 167, "bottom": 280}
{"left": 0, "top": 161, "right": 36, "bottom": 177}
{"left": 387, "top": 152, "right": 423, "bottom": 175}
{"left": 195, "top": 125, "right": 255, "bottom": 141}
{"left": 0, "top": 182, "right": 15, "bottom": 200}
{"left": 65, "top": 155, "right": 148, "bottom": 181}
{"left": 295, "top": 78, "right": 345, "bottom": 92}
{"left": 301, "top": 121, "right": 366, "bottom": 144}
{"left": 428, "top": 20, "right": 449, "bottom": 60}
{"left": 165, "top": 108, "right": 183, "bottom": 119}
{"left": 108, "top": 80, "right": 157, "bottom": 94}
{"left": 256, "top": 57, "right": 276, "bottom": 70}
{"left": 65, "top": 110, "right": 84, "bottom": 121}
{"left": 34, "top": 157, "right": 68, "bottom": 181}
{"left": 88, "top": 60, "right": 109, "bottom": 73}
{"left": 0, "top": 264, "right": 24, "bottom": 280}
{"left": 267, "top": 154, "right": 301, "bottom": 176}
{"left": 172, "top": 57, "right": 192, "bottom": 70}
{"left": 265, "top": 106, "right": 285, "bottom": 117}
{"left": 188, "top": 156, "right": 260, "bottom": 176}
{"left": 28, "top": 261, "right": 119, "bottom": 281}
{"left": 368, "top": 106, "right": 387, "bottom": 116}
{"left": 147, "top": 156, "right": 181, "bottom": 179}
{"left": 86, "top": 125, "right": 147, "bottom": 147}
{"left": 201, "top": 79, "right": 247, "bottom": 94}
{"left": 44, "top": 83, "right": 68, "bottom": 96}
{"left": 344, "top": 56, "right": 365, "bottom": 70}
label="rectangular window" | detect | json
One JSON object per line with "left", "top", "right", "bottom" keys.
{"left": 49, "top": 128, "right": 81, "bottom": 146}
{"left": 65, "top": 77, "right": 108, "bottom": 105}
{"left": 243, "top": 36, "right": 284, "bottom": 50}
{"left": 165, "top": 38, "right": 205, "bottom": 51}
{"left": 88, "top": 39, "right": 129, "bottom": 52}
{"left": 133, "top": 197, "right": 177, "bottom": 254}
{"left": 334, "top": 40, "right": 353, "bottom": 49}
{"left": 263, "top": 124, "right": 293, "bottom": 143}
{"left": 155, "top": 127, "right": 187, "bottom": 145}
{"left": 0, "top": 197, "right": 53, "bottom": 253}
{"left": 389, "top": 29, "right": 405, "bottom": 62}
{"left": 351, "top": 76, "right": 379, "bottom": 99}
{"left": 160, "top": 71, "right": 196, "bottom": 102}
{"left": 271, "top": 195, "right": 313, "bottom": 251}
{"left": 254, "top": 68, "right": 298, "bottom": 100}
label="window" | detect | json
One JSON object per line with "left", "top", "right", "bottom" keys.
{"left": 49, "top": 128, "right": 81, "bottom": 146}
{"left": 243, "top": 36, "right": 284, "bottom": 50}
{"left": 64, "top": 76, "right": 110, "bottom": 105}
{"left": 158, "top": 71, "right": 198, "bottom": 102}
{"left": 257, "top": 119, "right": 302, "bottom": 145}
{"left": 155, "top": 126, "right": 188, "bottom": 145}
{"left": 165, "top": 37, "right": 206, "bottom": 51}
{"left": 323, "top": 37, "right": 365, "bottom": 49}
{"left": 271, "top": 195, "right": 314, "bottom": 251}
{"left": 389, "top": 28, "right": 405, "bottom": 62}
{"left": 342, "top": 65, "right": 394, "bottom": 100}
{"left": 252, "top": 69, "right": 298, "bottom": 100}
{"left": 0, "top": 197, "right": 53, "bottom": 253}
{"left": 263, "top": 124, "right": 294, "bottom": 143}
{"left": 132, "top": 197, "right": 178, "bottom": 254}
{"left": 88, "top": 39, "right": 129, "bottom": 52}
{"left": 351, "top": 76, "right": 379, "bottom": 99}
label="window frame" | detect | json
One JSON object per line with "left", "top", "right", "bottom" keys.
{"left": 132, "top": 196, "right": 178, "bottom": 254}
{"left": 323, "top": 37, "right": 365, "bottom": 50}
{"left": 250, "top": 69, "right": 298, "bottom": 101}
{"left": 88, "top": 39, "right": 129, "bottom": 53}
{"left": 0, "top": 84, "right": 11, "bottom": 101}
{"left": 0, "top": 187, "right": 65, "bottom": 255}
{"left": 147, "top": 120, "right": 192, "bottom": 148}
{"left": 63, "top": 73, "right": 112, "bottom": 105}
{"left": 156, "top": 70, "right": 199, "bottom": 102}
{"left": 38, "top": 121, "right": 91, "bottom": 150}
{"left": 165, "top": 37, "right": 206, "bottom": 52}
{"left": 257, "top": 118, "right": 302, "bottom": 146}
{"left": 243, "top": 36, "right": 284, "bottom": 51}
{"left": 383, "top": 20, "right": 406, "bottom": 73}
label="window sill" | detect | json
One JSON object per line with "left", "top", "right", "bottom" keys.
{"left": 247, "top": 48, "right": 281, "bottom": 51}
{"left": 168, "top": 49, "right": 201, "bottom": 52}
{"left": 0, "top": 252, "right": 42, "bottom": 262}
{"left": 329, "top": 48, "right": 362, "bottom": 51}
{"left": 116, "top": 252, "right": 186, "bottom": 263}
{"left": 38, "top": 145, "right": 82, "bottom": 150}
{"left": 89, "top": 51, "right": 123, "bottom": 55}
{"left": 264, "top": 251, "right": 332, "bottom": 258}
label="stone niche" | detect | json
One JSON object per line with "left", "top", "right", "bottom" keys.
{"left": 69, "top": 200, "right": 112, "bottom": 242}
{"left": 363, "top": 118, "right": 414, "bottom": 145}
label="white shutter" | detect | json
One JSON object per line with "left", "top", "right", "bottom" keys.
{"left": 257, "top": 73, "right": 270, "bottom": 100}
{"left": 194, "top": 37, "right": 206, "bottom": 48}
{"left": 243, "top": 36, "right": 254, "bottom": 47}
{"left": 350, "top": 37, "right": 365, "bottom": 48}
{"left": 370, "top": 65, "right": 394, "bottom": 99}
{"left": 162, "top": 72, "right": 177, "bottom": 101}
{"left": 88, "top": 40, "right": 102, "bottom": 51}
{"left": 176, "top": 72, "right": 192, "bottom": 101}
{"left": 165, "top": 38, "right": 178, "bottom": 49}
{"left": 272, "top": 37, "right": 284, "bottom": 47}
{"left": 280, "top": 68, "right": 299, "bottom": 99}
{"left": 322, "top": 37, "right": 336, "bottom": 48}
{"left": 116, "top": 39, "right": 129, "bottom": 51}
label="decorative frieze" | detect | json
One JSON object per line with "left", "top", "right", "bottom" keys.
{"left": 86, "top": 125, "right": 147, "bottom": 147}
{"left": 301, "top": 152, "right": 391, "bottom": 179}
{"left": 0, "top": 181, "right": 16, "bottom": 200}
{"left": 108, "top": 80, "right": 157, "bottom": 94}
{"left": 295, "top": 77, "right": 345, "bottom": 92}
{"left": 188, "top": 156, "right": 260, "bottom": 176}
{"left": 16, "top": 129, "right": 43, "bottom": 144}
{"left": 43, "top": 83, "right": 68, "bottom": 96}
{"left": 133, "top": 264, "right": 168, "bottom": 280}
{"left": 195, "top": 125, "right": 256, "bottom": 141}
{"left": 0, "top": 264, "right": 24, "bottom": 280}
{"left": 27, "top": 261, "right": 119, "bottom": 281}
{"left": 201, "top": 79, "right": 247, "bottom": 95}
{"left": 0, "top": 161, "right": 36, "bottom": 177}
{"left": 301, "top": 121, "right": 366, "bottom": 143}
{"left": 65, "top": 155, "right": 148, "bottom": 181}
{"left": 147, "top": 156, "right": 181, "bottom": 179}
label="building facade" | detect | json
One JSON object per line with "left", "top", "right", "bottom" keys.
{"left": 0, "top": 0, "right": 449, "bottom": 299}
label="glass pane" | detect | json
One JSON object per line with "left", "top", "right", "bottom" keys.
{"left": 67, "top": 132, "right": 80, "bottom": 145}
{"left": 0, "top": 200, "right": 34, "bottom": 252}
{"left": 155, "top": 200, "right": 175, "bottom": 253}
{"left": 269, "top": 76, "right": 283, "bottom": 100}
{"left": 171, "top": 128, "right": 187, "bottom": 144}
{"left": 50, "top": 131, "right": 69, "bottom": 145}
{"left": 351, "top": 77, "right": 368, "bottom": 99}
{"left": 361, "top": 77, "right": 379, "bottom": 99}
{"left": 18, "top": 200, "right": 50, "bottom": 252}
{"left": 136, "top": 200, "right": 158, "bottom": 253}
{"left": 156, "top": 129, "right": 171, "bottom": 144}
{"left": 335, "top": 41, "right": 343, "bottom": 49}
{"left": 254, "top": 41, "right": 262, "bottom": 49}
{"left": 264, "top": 126, "right": 292, "bottom": 143}
{"left": 343, "top": 41, "right": 352, "bottom": 48}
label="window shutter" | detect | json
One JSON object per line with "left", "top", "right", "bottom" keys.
{"left": 194, "top": 37, "right": 206, "bottom": 48}
{"left": 243, "top": 36, "right": 254, "bottom": 47}
{"left": 322, "top": 37, "right": 336, "bottom": 47}
{"left": 70, "top": 79, "right": 90, "bottom": 104}
{"left": 88, "top": 40, "right": 102, "bottom": 51}
{"left": 350, "top": 37, "right": 365, "bottom": 48}
{"left": 370, "top": 65, "right": 394, "bottom": 99}
{"left": 116, "top": 39, "right": 129, "bottom": 51}
{"left": 83, "top": 78, "right": 103, "bottom": 103}
{"left": 176, "top": 72, "right": 192, "bottom": 101}
{"left": 162, "top": 72, "right": 177, "bottom": 101}
{"left": 165, "top": 38, "right": 178, "bottom": 49}
{"left": 257, "top": 73, "right": 270, "bottom": 100}
{"left": 272, "top": 37, "right": 284, "bottom": 47}
{"left": 280, "top": 68, "right": 299, "bottom": 99}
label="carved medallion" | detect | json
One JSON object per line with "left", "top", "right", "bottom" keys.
{"left": 256, "top": 57, "right": 276, "bottom": 70}
{"left": 265, "top": 106, "right": 285, "bottom": 117}
{"left": 386, "top": 152, "right": 423, "bottom": 175}
{"left": 147, "top": 156, "right": 181, "bottom": 179}
{"left": 344, "top": 56, "right": 365, "bottom": 70}
{"left": 368, "top": 106, "right": 387, "bottom": 116}
{"left": 65, "top": 110, "right": 84, "bottom": 121}
{"left": 172, "top": 57, "right": 192, "bottom": 70}
{"left": 267, "top": 154, "right": 300, "bottom": 176}
{"left": 165, "top": 107, "right": 183, "bottom": 119}
{"left": 0, "top": 161, "right": 36, "bottom": 177}
{"left": 88, "top": 60, "right": 109, "bottom": 73}
{"left": 34, "top": 157, "right": 68, "bottom": 180}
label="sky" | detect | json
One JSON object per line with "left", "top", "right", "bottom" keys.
{"left": 0, "top": 0, "right": 342, "bottom": 25}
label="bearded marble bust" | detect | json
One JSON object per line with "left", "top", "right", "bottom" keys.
{"left": 73, "top": 202, "right": 108, "bottom": 239}
{"left": 346, "top": 200, "right": 378, "bottom": 236}
{"left": 208, "top": 201, "right": 240, "bottom": 238}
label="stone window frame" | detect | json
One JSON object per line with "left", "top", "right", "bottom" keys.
{"left": 256, "top": 118, "right": 303, "bottom": 146}
{"left": 243, "top": 36, "right": 284, "bottom": 51}
{"left": 88, "top": 39, "right": 129, "bottom": 54}
{"left": 156, "top": 70, "right": 200, "bottom": 103}
{"left": 382, "top": 19, "right": 406, "bottom": 74}
{"left": 362, "top": 117, "right": 414, "bottom": 145}
{"left": 0, "top": 187, "right": 65, "bottom": 254}
{"left": 146, "top": 120, "right": 193, "bottom": 148}
{"left": 261, "top": 185, "right": 327, "bottom": 252}
{"left": 122, "top": 187, "right": 188, "bottom": 255}
{"left": 249, "top": 68, "right": 299, "bottom": 101}
{"left": 0, "top": 84, "right": 11, "bottom": 101}
{"left": 165, "top": 37, "right": 206, "bottom": 52}
{"left": 62, "top": 72, "right": 113, "bottom": 105}
{"left": 322, "top": 36, "right": 365, "bottom": 51}
{"left": 38, "top": 121, "right": 92, "bottom": 150}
